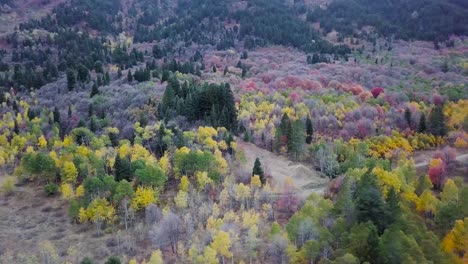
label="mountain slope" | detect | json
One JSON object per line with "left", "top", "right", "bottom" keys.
{"left": 307, "top": 0, "right": 468, "bottom": 41}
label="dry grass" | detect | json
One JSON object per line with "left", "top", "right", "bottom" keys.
{"left": 238, "top": 141, "right": 328, "bottom": 198}
{"left": 0, "top": 184, "right": 152, "bottom": 263}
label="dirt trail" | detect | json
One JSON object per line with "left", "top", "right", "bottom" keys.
{"left": 414, "top": 153, "right": 468, "bottom": 168}
{"left": 238, "top": 142, "right": 328, "bottom": 198}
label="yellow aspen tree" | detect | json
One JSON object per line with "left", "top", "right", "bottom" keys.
{"left": 454, "top": 137, "right": 467, "bottom": 148}
{"left": 218, "top": 140, "right": 228, "bottom": 151}
{"left": 62, "top": 161, "right": 78, "bottom": 183}
{"left": 200, "top": 246, "right": 218, "bottom": 264}
{"left": 0, "top": 176, "right": 16, "bottom": 195}
{"left": 147, "top": 250, "right": 164, "bottom": 264}
{"left": 77, "top": 145, "right": 90, "bottom": 157}
{"left": 38, "top": 135, "right": 47, "bottom": 149}
{"left": 214, "top": 150, "right": 228, "bottom": 174}
{"left": 416, "top": 190, "right": 439, "bottom": 216}
{"left": 235, "top": 183, "right": 251, "bottom": 209}
{"left": 179, "top": 175, "right": 190, "bottom": 192}
{"left": 205, "top": 138, "right": 218, "bottom": 150}
{"left": 0, "top": 150, "right": 6, "bottom": 166}
{"left": 198, "top": 126, "right": 218, "bottom": 144}
{"left": 250, "top": 175, "right": 261, "bottom": 188}
{"left": 441, "top": 179, "right": 459, "bottom": 203}
{"left": 78, "top": 208, "right": 88, "bottom": 223}
{"left": 75, "top": 185, "right": 85, "bottom": 198}
{"left": 196, "top": 171, "right": 213, "bottom": 190}
{"left": 242, "top": 210, "right": 259, "bottom": 229}
{"left": 119, "top": 143, "right": 131, "bottom": 157}
{"left": 60, "top": 183, "right": 74, "bottom": 199}
{"left": 131, "top": 186, "right": 157, "bottom": 210}
{"left": 158, "top": 152, "right": 171, "bottom": 175}
{"left": 63, "top": 135, "right": 73, "bottom": 147}
{"left": 222, "top": 210, "right": 239, "bottom": 224}
{"left": 38, "top": 240, "right": 60, "bottom": 264}
{"left": 25, "top": 146, "right": 34, "bottom": 153}
{"left": 211, "top": 230, "right": 232, "bottom": 264}
{"left": 441, "top": 218, "right": 467, "bottom": 264}
{"left": 174, "top": 190, "right": 188, "bottom": 209}
{"left": 206, "top": 216, "right": 224, "bottom": 232}
{"left": 372, "top": 167, "right": 401, "bottom": 197}
{"left": 81, "top": 198, "right": 115, "bottom": 234}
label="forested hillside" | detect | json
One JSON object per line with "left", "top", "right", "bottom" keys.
{"left": 307, "top": 0, "right": 468, "bottom": 41}
{"left": 0, "top": 0, "right": 467, "bottom": 263}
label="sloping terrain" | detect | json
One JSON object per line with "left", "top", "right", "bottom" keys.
{"left": 307, "top": 0, "right": 468, "bottom": 41}
{"left": 0, "top": 184, "right": 151, "bottom": 263}
{"left": 0, "top": 0, "right": 65, "bottom": 36}
{"left": 239, "top": 141, "right": 328, "bottom": 197}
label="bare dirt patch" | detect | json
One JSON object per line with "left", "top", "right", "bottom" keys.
{"left": 238, "top": 141, "right": 328, "bottom": 198}
{"left": 0, "top": 185, "right": 152, "bottom": 263}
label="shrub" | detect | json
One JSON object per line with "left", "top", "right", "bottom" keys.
{"left": 80, "top": 257, "right": 95, "bottom": 264}
{"left": 69, "top": 198, "right": 81, "bottom": 222}
{"left": 44, "top": 183, "right": 59, "bottom": 196}
{"left": 105, "top": 256, "right": 121, "bottom": 264}
{"left": 21, "top": 152, "right": 56, "bottom": 182}
{"left": 1, "top": 176, "right": 16, "bottom": 195}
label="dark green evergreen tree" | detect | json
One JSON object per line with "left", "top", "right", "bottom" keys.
{"left": 288, "top": 119, "right": 305, "bottom": 160}
{"left": 243, "top": 130, "right": 251, "bottom": 142}
{"left": 355, "top": 172, "right": 389, "bottom": 234}
{"left": 13, "top": 120, "right": 19, "bottom": 134}
{"left": 90, "top": 83, "right": 99, "bottom": 98}
{"left": 385, "top": 187, "right": 401, "bottom": 226}
{"left": 252, "top": 157, "right": 265, "bottom": 184}
{"left": 404, "top": 107, "right": 412, "bottom": 128}
{"left": 53, "top": 107, "right": 60, "bottom": 124}
{"left": 114, "top": 154, "right": 132, "bottom": 182}
{"left": 104, "top": 71, "right": 110, "bottom": 84}
{"left": 66, "top": 69, "right": 76, "bottom": 91}
{"left": 418, "top": 113, "right": 427, "bottom": 133}
{"left": 80, "top": 257, "right": 95, "bottom": 264}
{"left": 152, "top": 45, "right": 163, "bottom": 59}
{"left": 77, "top": 64, "right": 90, "bottom": 83}
{"left": 428, "top": 106, "right": 447, "bottom": 136}
{"left": 127, "top": 70, "right": 133, "bottom": 83}
{"left": 306, "top": 115, "right": 314, "bottom": 144}
{"left": 108, "top": 131, "right": 118, "bottom": 147}
{"left": 89, "top": 116, "right": 98, "bottom": 132}
{"left": 161, "top": 81, "right": 176, "bottom": 111}
{"left": 105, "top": 256, "right": 121, "bottom": 264}
{"left": 366, "top": 223, "right": 380, "bottom": 263}
{"left": 333, "top": 177, "right": 356, "bottom": 225}
{"left": 78, "top": 119, "right": 86, "bottom": 127}
{"left": 280, "top": 113, "right": 292, "bottom": 139}
{"left": 242, "top": 51, "right": 248, "bottom": 59}
{"left": 161, "top": 70, "right": 169, "bottom": 83}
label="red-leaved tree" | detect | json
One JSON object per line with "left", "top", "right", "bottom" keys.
{"left": 371, "top": 87, "right": 384, "bottom": 98}
{"left": 427, "top": 158, "right": 447, "bottom": 190}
